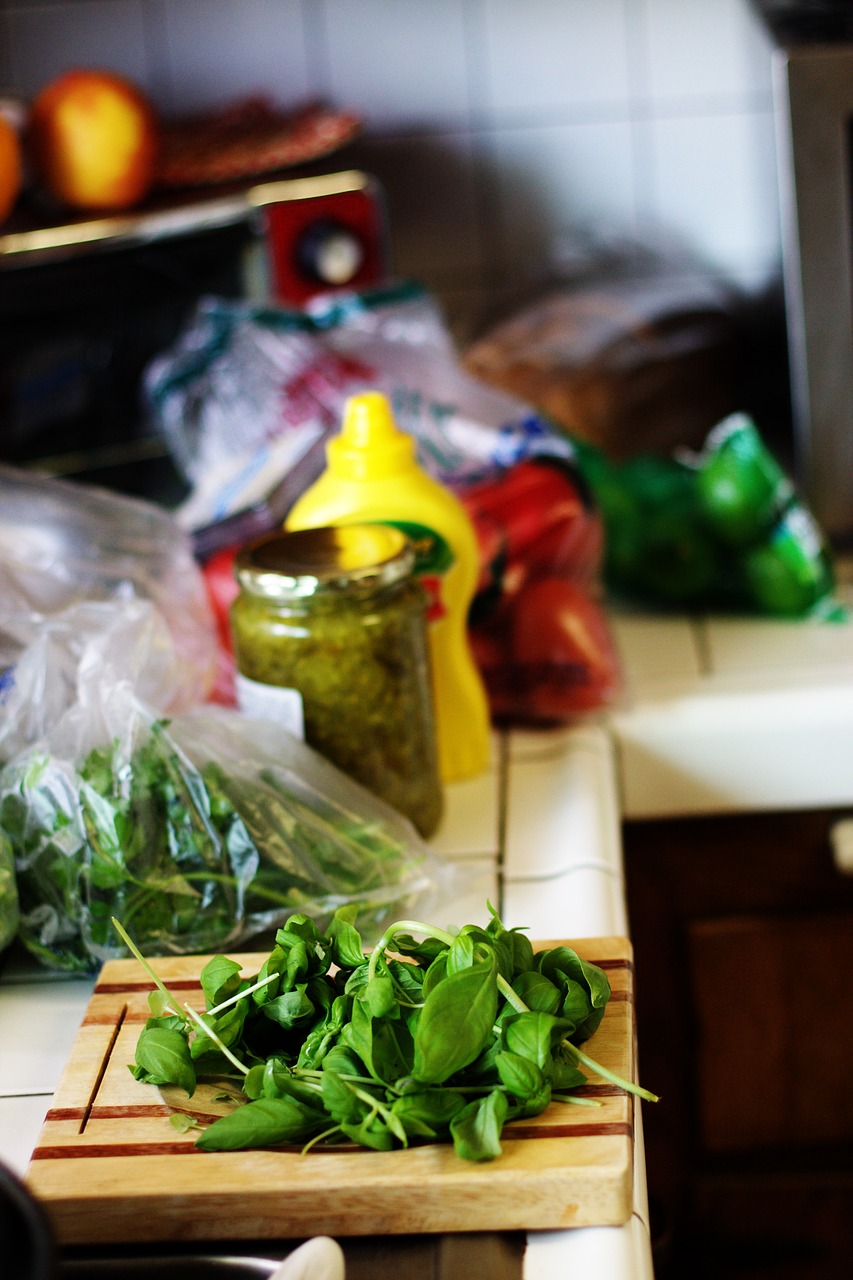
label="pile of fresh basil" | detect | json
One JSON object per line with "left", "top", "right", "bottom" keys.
{"left": 123, "top": 904, "right": 657, "bottom": 1163}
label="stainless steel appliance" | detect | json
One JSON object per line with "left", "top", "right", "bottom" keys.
{"left": 755, "top": 1, "right": 853, "bottom": 544}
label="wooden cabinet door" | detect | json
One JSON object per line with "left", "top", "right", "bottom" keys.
{"left": 689, "top": 912, "right": 853, "bottom": 1151}
{"left": 623, "top": 810, "right": 853, "bottom": 1280}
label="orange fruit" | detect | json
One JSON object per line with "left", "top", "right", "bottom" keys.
{"left": 0, "top": 115, "right": 22, "bottom": 222}
{"left": 28, "top": 69, "right": 158, "bottom": 210}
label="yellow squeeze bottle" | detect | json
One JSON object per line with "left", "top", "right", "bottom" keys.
{"left": 285, "top": 390, "right": 491, "bottom": 782}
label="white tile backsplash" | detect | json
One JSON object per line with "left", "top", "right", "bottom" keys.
{"left": 6, "top": 1, "right": 152, "bottom": 98}
{"left": 646, "top": 107, "right": 781, "bottom": 280}
{"left": 642, "top": 0, "right": 772, "bottom": 105}
{"left": 478, "top": 0, "right": 632, "bottom": 121}
{"left": 1, "top": 0, "right": 782, "bottom": 306}
{"left": 159, "top": 0, "right": 311, "bottom": 116}
{"left": 485, "top": 119, "right": 638, "bottom": 280}
{"left": 321, "top": 0, "right": 472, "bottom": 130}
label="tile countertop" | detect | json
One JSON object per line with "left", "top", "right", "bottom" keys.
{"left": 609, "top": 558, "right": 853, "bottom": 819}
{"left": 0, "top": 723, "right": 654, "bottom": 1280}
{"left": 5, "top": 560, "right": 851, "bottom": 1279}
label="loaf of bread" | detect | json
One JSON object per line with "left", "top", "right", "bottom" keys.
{"left": 463, "top": 275, "right": 742, "bottom": 461}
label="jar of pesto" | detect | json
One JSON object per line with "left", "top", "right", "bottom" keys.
{"left": 230, "top": 524, "right": 443, "bottom": 838}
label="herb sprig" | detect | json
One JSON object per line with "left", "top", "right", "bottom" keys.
{"left": 120, "top": 904, "right": 658, "bottom": 1164}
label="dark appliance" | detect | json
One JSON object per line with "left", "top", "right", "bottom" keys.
{"left": 0, "top": 171, "right": 389, "bottom": 503}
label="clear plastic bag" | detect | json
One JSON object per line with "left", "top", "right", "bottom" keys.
{"left": 145, "top": 284, "right": 576, "bottom": 538}
{"left": 1, "top": 696, "right": 452, "bottom": 974}
{"left": 0, "top": 464, "right": 219, "bottom": 728}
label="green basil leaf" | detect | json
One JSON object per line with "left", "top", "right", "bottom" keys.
{"left": 503, "top": 929, "right": 535, "bottom": 976}
{"left": 339, "top": 1113, "right": 397, "bottom": 1151}
{"left": 252, "top": 946, "right": 285, "bottom": 1005}
{"left": 200, "top": 955, "right": 244, "bottom": 1008}
{"left": 391, "top": 1088, "right": 466, "bottom": 1139}
{"left": 296, "top": 993, "right": 348, "bottom": 1070}
{"left": 328, "top": 906, "right": 366, "bottom": 969}
{"left": 552, "top": 1056, "right": 588, "bottom": 1092}
{"left": 413, "top": 956, "right": 498, "bottom": 1084}
{"left": 560, "top": 977, "right": 593, "bottom": 1036}
{"left": 511, "top": 970, "right": 562, "bottom": 1015}
{"left": 135, "top": 1026, "right": 196, "bottom": 1096}
{"left": 364, "top": 971, "right": 398, "bottom": 1019}
{"left": 387, "top": 958, "right": 425, "bottom": 1004}
{"left": 391, "top": 933, "right": 448, "bottom": 966}
{"left": 504, "top": 1011, "right": 574, "bottom": 1072}
{"left": 195, "top": 1095, "right": 326, "bottom": 1151}
{"left": 447, "top": 932, "right": 476, "bottom": 974}
{"left": 321, "top": 1070, "right": 369, "bottom": 1125}
{"left": 421, "top": 950, "right": 449, "bottom": 999}
{"left": 495, "top": 1050, "right": 546, "bottom": 1101}
{"left": 340, "top": 995, "right": 375, "bottom": 1070}
{"left": 190, "top": 1001, "right": 248, "bottom": 1065}
{"left": 322, "top": 1044, "right": 366, "bottom": 1078}
{"left": 367, "top": 1006, "right": 415, "bottom": 1083}
{"left": 244, "top": 1063, "right": 266, "bottom": 1100}
{"left": 274, "top": 914, "right": 332, "bottom": 980}
{"left": 459, "top": 925, "right": 513, "bottom": 981}
{"left": 537, "top": 947, "right": 611, "bottom": 1010}
{"left": 261, "top": 986, "right": 316, "bottom": 1030}
{"left": 450, "top": 1089, "right": 508, "bottom": 1162}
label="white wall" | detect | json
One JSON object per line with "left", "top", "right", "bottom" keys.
{"left": 0, "top": 0, "right": 781, "bottom": 329}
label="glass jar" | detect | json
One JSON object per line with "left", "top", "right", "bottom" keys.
{"left": 230, "top": 524, "right": 443, "bottom": 838}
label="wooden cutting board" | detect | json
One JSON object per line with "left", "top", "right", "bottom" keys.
{"left": 25, "top": 936, "right": 638, "bottom": 1244}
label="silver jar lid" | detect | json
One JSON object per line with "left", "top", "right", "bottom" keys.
{"left": 234, "top": 524, "right": 415, "bottom": 600}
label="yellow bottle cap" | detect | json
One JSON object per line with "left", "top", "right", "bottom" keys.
{"left": 327, "top": 391, "right": 416, "bottom": 479}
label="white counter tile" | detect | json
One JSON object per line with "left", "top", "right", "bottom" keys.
{"left": 524, "top": 1215, "right": 654, "bottom": 1280}
{"left": 701, "top": 611, "right": 853, "bottom": 681}
{"left": 0, "top": 1095, "right": 51, "bottom": 1179}
{"left": 609, "top": 565, "right": 853, "bottom": 817}
{"left": 608, "top": 612, "right": 704, "bottom": 700}
{"left": 0, "top": 978, "right": 92, "bottom": 1096}
{"left": 506, "top": 722, "right": 611, "bottom": 762}
{"left": 504, "top": 728, "right": 623, "bottom": 880}
{"left": 613, "top": 682, "right": 853, "bottom": 818}
{"left": 503, "top": 866, "right": 628, "bottom": 940}
{"left": 429, "top": 754, "right": 502, "bottom": 858}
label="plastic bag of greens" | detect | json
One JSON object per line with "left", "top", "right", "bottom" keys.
{"left": 575, "top": 413, "right": 845, "bottom": 619}
{"left": 0, "top": 827, "right": 18, "bottom": 954}
{"left": 1, "top": 697, "right": 453, "bottom": 974}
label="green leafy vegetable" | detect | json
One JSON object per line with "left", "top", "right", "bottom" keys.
{"left": 123, "top": 902, "right": 659, "bottom": 1164}
{"left": 0, "top": 719, "right": 432, "bottom": 973}
{"left": 0, "top": 827, "right": 18, "bottom": 954}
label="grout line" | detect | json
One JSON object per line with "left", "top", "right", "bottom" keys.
{"left": 301, "top": 0, "right": 331, "bottom": 99}
{"left": 504, "top": 862, "right": 623, "bottom": 886}
{"left": 496, "top": 729, "right": 510, "bottom": 919}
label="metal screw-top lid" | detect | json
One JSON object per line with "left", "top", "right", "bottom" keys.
{"left": 235, "top": 524, "right": 414, "bottom": 600}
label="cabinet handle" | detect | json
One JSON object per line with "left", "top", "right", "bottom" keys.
{"left": 829, "top": 817, "right": 853, "bottom": 875}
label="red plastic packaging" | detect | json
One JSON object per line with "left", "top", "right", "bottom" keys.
{"left": 460, "top": 456, "right": 622, "bottom": 723}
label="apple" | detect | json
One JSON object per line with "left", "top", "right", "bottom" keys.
{"left": 28, "top": 69, "right": 159, "bottom": 211}
{"left": 0, "top": 113, "right": 22, "bottom": 222}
